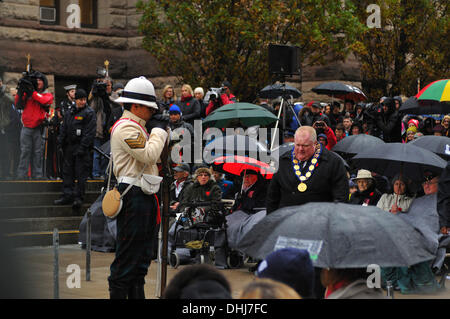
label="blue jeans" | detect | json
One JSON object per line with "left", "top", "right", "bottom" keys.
{"left": 17, "top": 126, "right": 43, "bottom": 178}
{"left": 92, "top": 138, "right": 107, "bottom": 177}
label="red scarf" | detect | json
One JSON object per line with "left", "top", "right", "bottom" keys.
{"left": 180, "top": 95, "right": 192, "bottom": 102}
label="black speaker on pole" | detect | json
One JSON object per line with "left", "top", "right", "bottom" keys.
{"left": 268, "top": 44, "right": 301, "bottom": 76}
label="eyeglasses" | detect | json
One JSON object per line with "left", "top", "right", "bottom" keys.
{"left": 198, "top": 174, "right": 209, "bottom": 177}
{"left": 422, "top": 180, "right": 438, "bottom": 186}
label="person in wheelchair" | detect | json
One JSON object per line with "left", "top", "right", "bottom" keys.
{"left": 231, "top": 169, "right": 267, "bottom": 214}
{"left": 226, "top": 169, "right": 269, "bottom": 269}
{"left": 177, "top": 167, "right": 222, "bottom": 214}
{"left": 168, "top": 167, "right": 224, "bottom": 267}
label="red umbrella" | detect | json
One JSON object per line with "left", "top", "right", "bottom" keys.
{"left": 213, "top": 155, "right": 275, "bottom": 179}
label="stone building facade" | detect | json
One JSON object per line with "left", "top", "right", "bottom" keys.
{"left": 0, "top": 0, "right": 362, "bottom": 105}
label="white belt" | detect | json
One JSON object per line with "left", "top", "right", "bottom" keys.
{"left": 117, "top": 176, "right": 142, "bottom": 188}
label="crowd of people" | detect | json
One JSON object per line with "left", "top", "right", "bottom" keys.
{"left": 1, "top": 71, "right": 449, "bottom": 299}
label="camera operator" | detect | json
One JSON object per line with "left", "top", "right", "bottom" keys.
{"left": 205, "top": 80, "right": 236, "bottom": 116}
{"left": 365, "top": 97, "right": 402, "bottom": 143}
{"left": 313, "top": 120, "right": 337, "bottom": 150}
{"left": 15, "top": 71, "right": 54, "bottom": 179}
{"left": 89, "top": 70, "right": 113, "bottom": 178}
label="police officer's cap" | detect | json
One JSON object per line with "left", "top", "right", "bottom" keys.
{"left": 64, "top": 84, "right": 77, "bottom": 91}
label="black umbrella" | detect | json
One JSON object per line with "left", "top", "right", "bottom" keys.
{"left": 259, "top": 83, "right": 302, "bottom": 99}
{"left": 399, "top": 96, "right": 450, "bottom": 115}
{"left": 410, "top": 135, "right": 450, "bottom": 160}
{"left": 203, "top": 134, "right": 272, "bottom": 164}
{"left": 312, "top": 82, "right": 367, "bottom": 102}
{"left": 332, "top": 134, "right": 384, "bottom": 155}
{"left": 352, "top": 142, "right": 447, "bottom": 182}
{"left": 238, "top": 202, "right": 435, "bottom": 268}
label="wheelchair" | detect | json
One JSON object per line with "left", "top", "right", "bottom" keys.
{"left": 168, "top": 200, "right": 244, "bottom": 269}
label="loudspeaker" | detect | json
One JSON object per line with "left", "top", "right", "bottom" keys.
{"left": 268, "top": 44, "right": 301, "bottom": 75}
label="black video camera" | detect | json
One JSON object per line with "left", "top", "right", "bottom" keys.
{"left": 91, "top": 79, "right": 108, "bottom": 97}
{"left": 206, "top": 87, "right": 226, "bottom": 102}
{"left": 16, "top": 71, "right": 39, "bottom": 109}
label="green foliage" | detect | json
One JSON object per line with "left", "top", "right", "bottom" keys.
{"left": 352, "top": 0, "right": 450, "bottom": 100}
{"left": 136, "top": 0, "right": 366, "bottom": 102}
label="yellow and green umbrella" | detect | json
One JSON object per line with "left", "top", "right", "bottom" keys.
{"left": 400, "top": 79, "right": 450, "bottom": 115}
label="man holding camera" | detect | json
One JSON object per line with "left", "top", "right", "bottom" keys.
{"left": 90, "top": 72, "right": 113, "bottom": 178}
{"left": 15, "top": 71, "right": 54, "bottom": 180}
{"left": 365, "top": 97, "right": 402, "bottom": 143}
{"left": 54, "top": 89, "right": 96, "bottom": 208}
{"left": 205, "top": 80, "right": 237, "bottom": 116}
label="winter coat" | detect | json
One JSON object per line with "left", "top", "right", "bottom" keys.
{"left": 57, "top": 104, "right": 96, "bottom": 154}
{"left": 15, "top": 90, "right": 53, "bottom": 128}
{"left": 376, "top": 193, "right": 415, "bottom": 213}
{"left": 327, "top": 279, "right": 386, "bottom": 299}
{"left": 170, "top": 177, "right": 194, "bottom": 205}
{"left": 232, "top": 179, "right": 267, "bottom": 214}
{"left": 178, "top": 179, "right": 222, "bottom": 212}
{"left": 348, "top": 183, "right": 382, "bottom": 206}
{"left": 266, "top": 145, "right": 349, "bottom": 214}
{"left": 375, "top": 109, "right": 402, "bottom": 143}
{"left": 205, "top": 93, "right": 237, "bottom": 116}
{"left": 178, "top": 96, "right": 201, "bottom": 125}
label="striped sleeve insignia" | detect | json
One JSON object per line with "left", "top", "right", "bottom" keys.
{"left": 124, "top": 132, "right": 146, "bottom": 149}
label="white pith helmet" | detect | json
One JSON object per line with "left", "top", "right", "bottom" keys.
{"left": 115, "top": 76, "right": 158, "bottom": 109}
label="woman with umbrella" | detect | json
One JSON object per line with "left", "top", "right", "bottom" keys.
{"left": 376, "top": 174, "right": 415, "bottom": 214}
{"left": 348, "top": 169, "right": 382, "bottom": 206}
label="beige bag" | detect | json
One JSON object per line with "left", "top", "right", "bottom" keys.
{"left": 101, "top": 156, "right": 146, "bottom": 219}
{"left": 102, "top": 188, "right": 123, "bottom": 219}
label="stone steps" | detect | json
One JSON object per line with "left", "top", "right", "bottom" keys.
{"left": 0, "top": 180, "right": 103, "bottom": 247}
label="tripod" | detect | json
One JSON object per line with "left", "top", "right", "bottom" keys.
{"left": 269, "top": 81, "right": 301, "bottom": 151}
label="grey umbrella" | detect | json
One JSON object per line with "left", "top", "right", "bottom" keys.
{"left": 352, "top": 142, "right": 447, "bottom": 182}
{"left": 238, "top": 202, "right": 435, "bottom": 268}
{"left": 332, "top": 134, "right": 384, "bottom": 155}
{"left": 409, "top": 135, "right": 450, "bottom": 160}
{"left": 203, "top": 134, "right": 271, "bottom": 164}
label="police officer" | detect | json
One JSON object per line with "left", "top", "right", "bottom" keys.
{"left": 54, "top": 89, "right": 96, "bottom": 208}
{"left": 108, "top": 76, "right": 168, "bottom": 299}
{"left": 58, "top": 84, "right": 76, "bottom": 120}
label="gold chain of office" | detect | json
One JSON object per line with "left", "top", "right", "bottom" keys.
{"left": 291, "top": 144, "right": 322, "bottom": 192}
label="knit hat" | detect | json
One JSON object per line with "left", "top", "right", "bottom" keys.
{"left": 433, "top": 124, "right": 444, "bottom": 134}
{"left": 256, "top": 248, "right": 315, "bottom": 298}
{"left": 75, "top": 88, "right": 87, "bottom": 99}
{"left": 169, "top": 104, "right": 182, "bottom": 114}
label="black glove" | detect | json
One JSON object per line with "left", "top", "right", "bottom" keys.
{"left": 146, "top": 114, "right": 169, "bottom": 131}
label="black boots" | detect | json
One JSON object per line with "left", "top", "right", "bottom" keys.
{"left": 109, "top": 287, "right": 128, "bottom": 299}
{"left": 127, "top": 284, "right": 145, "bottom": 299}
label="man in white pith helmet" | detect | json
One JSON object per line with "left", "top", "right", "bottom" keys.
{"left": 107, "top": 76, "right": 169, "bottom": 299}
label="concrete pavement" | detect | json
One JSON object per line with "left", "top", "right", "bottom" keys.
{"left": 9, "top": 244, "right": 450, "bottom": 299}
